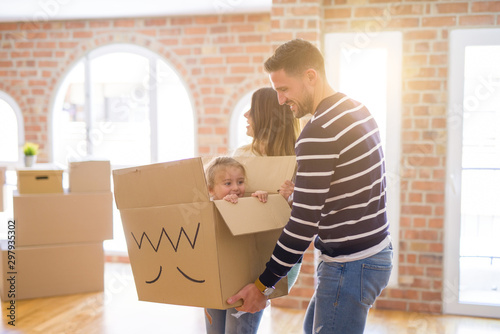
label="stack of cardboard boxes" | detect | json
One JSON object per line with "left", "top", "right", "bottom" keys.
{"left": 0, "top": 161, "right": 113, "bottom": 300}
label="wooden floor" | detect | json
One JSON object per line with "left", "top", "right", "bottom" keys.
{"left": 1, "top": 262, "right": 500, "bottom": 334}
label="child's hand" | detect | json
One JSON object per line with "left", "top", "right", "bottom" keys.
{"left": 278, "top": 180, "right": 294, "bottom": 199}
{"left": 223, "top": 194, "right": 240, "bottom": 204}
{"left": 251, "top": 190, "right": 268, "bottom": 203}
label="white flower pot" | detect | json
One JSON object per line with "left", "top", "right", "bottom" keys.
{"left": 24, "top": 155, "right": 37, "bottom": 167}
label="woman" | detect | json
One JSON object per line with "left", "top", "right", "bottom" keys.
{"left": 205, "top": 87, "right": 302, "bottom": 334}
{"left": 234, "top": 87, "right": 300, "bottom": 158}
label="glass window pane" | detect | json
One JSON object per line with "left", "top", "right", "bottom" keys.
{"left": 229, "top": 90, "right": 253, "bottom": 153}
{"left": 53, "top": 62, "right": 87, "bottom": 164}
{"left": 0, "top": 99, "right": 19, "bottom": 162}
{"left": 235, "top": 102, "right": 252, "bottom": 149}
{"left": 339, "top": 48, "right": 388, "bottom": 150}
{"left": 156, "top": 59, "right": 195, "bottom": 162}
{"left": 90, "top": 53, "right": 151, "bottom": 166}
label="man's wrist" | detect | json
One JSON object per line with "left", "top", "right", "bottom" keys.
{"left": 254, "top": 278, "right": 275, "bottom": 296}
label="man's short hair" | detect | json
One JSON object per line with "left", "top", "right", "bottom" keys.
{"left": 264, "top": 39, "right": 326, "bottom": 78}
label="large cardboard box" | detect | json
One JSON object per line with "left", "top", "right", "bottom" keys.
{"left": 113, "top": 156, "right": 296, "bottom": 309}
{"left": 17, "top": 167, "right": 63, "bottom": 194}
{"left": 69, "top": 160, "right": 111, "bottom": 193}
{"left": 13, "top": 191, "right": 113, "bottom": 246}
{"left": 0, "top": 241, "right": 104, "bottom": 300}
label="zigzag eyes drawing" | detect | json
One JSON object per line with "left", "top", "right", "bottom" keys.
{"left": 132, "top": 223, "right": 206, "bottom": 284}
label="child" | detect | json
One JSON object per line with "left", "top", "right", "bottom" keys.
{"left": 205, "top": 156, "right": 268, "bottom": 204}
{"left": 203, "top": 156, "right": 269, "bottom": 334}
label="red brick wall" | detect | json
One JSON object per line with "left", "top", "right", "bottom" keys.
{"left": 1, "top": 0, "right": 500, "bottom": 313}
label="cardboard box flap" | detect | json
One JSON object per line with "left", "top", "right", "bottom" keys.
{"left": 113, "top": 158, "right": 209, "bottom": 209}
{"left": 233, "top": 156, "right": 297, "bottom": 193}
{"left": 214, "top": 194, "right": 291, "bottom": 236}
{"left": 17, "top": 163, "right": 64, "bottom": 173}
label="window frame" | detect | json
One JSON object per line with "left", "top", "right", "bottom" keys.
{"left": 49, "top": 43, "right": 197, "bottom": 166}
{"left": 444, "top": 28, "right": 500, "bottom": 318}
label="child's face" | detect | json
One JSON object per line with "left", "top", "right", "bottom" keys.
{"left": 209, "top": 166, "right": 246, "bottom": 200}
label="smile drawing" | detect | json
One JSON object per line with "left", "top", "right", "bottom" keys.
{"left": 146, "top": 266, "right": 163, "bottom": 284}
{"left": 145, "top": 266, "right": 206, "bottom": 284}
{"left": 176, "top": 267, "right": 205, "bottom": 283}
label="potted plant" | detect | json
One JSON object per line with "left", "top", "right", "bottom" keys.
{"left": 23, "top": 142, "right": 39, "bottom": 167}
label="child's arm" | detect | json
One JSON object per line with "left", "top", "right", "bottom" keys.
{"left": 251, "top": 190, "right": 268, "bottom": 203}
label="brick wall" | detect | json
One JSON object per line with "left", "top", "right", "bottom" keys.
{"left": 1, "top": 0, "right": 500, "bottom": 313}
{"left": 0, "top": 13, "right": 273, "bottom": 160}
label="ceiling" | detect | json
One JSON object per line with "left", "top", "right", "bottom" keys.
{"left": 0, "top": 0, "right": 271, "bottom": 22}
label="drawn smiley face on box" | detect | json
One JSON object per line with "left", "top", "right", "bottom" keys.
{"left": 120, "top": 203, "right": 220, "bottom": 306}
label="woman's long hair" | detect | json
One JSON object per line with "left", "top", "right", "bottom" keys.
{"left": 249, "top": 87, "right": 300, "bottom": 156}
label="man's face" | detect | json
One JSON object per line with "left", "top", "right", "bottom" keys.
{"left": 269, "top": 69, "right": 315, "bottom": 119}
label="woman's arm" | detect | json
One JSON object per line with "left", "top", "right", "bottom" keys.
{"left": 278, "top": 180, "right": 294, "bottom": 206}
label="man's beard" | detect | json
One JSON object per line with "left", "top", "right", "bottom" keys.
{"left": 293, "top": 91, "right": 315, "bottom": 119}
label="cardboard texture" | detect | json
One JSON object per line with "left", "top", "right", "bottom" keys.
{"left": 17, "top": 167, "right": 63, "bottom": 194}
{"left": 113, "top": 156, "right": 296, "bottom": 309}
{"left": 13, "top": 191, "right": 113, "bottom": 246}
{"left": 0, "top": 241, "right": 104, "bottom": 300}
{"left": 69, "top": 160, "right": 111, "bottom": 193}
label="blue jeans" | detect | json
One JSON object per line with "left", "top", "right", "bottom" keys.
{"left": 303, "top": 244, "right": 393, "bottom": 334}
{"left": 205, "top": 307, "right": 264, "bottom": 334}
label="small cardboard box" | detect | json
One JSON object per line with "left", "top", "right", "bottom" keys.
{"left": 69, "top": 160, "right": 111, "bottom": 193}
{"left": 13, "top": 191, "right": 113, "bottom": 246}
{"left": 0, "top": 241, "right": 104, "bottom": 300}
{"left": 112, "top": 156, "right": 296, "bottom": 309}
{"left": 17, "top": 167, "right": 63, "bottom": 194}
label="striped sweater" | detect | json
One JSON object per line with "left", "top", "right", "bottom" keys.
{"left": 259, "top": 93, "right": 390, "bottom": 287}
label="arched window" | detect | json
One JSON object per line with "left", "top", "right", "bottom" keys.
{"left": 52, "top": 44, "right": 195, "bottom": 167}
{"left": 0, "top": 91, "right": 24, "bottom": 166}
{"left": 52, "top": 44, "right": 195, "bottom": 253}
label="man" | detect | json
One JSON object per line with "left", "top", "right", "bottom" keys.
{"left": 227, "top": 39, "right": 393, "bottom": 334}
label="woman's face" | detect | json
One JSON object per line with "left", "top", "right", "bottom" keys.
{"left": 244, "top": 109, "right": 255, "bottom": 138}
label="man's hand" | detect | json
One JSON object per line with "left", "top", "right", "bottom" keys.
{"left": 226, "top": 283, "right": 268, "bottom": 313}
